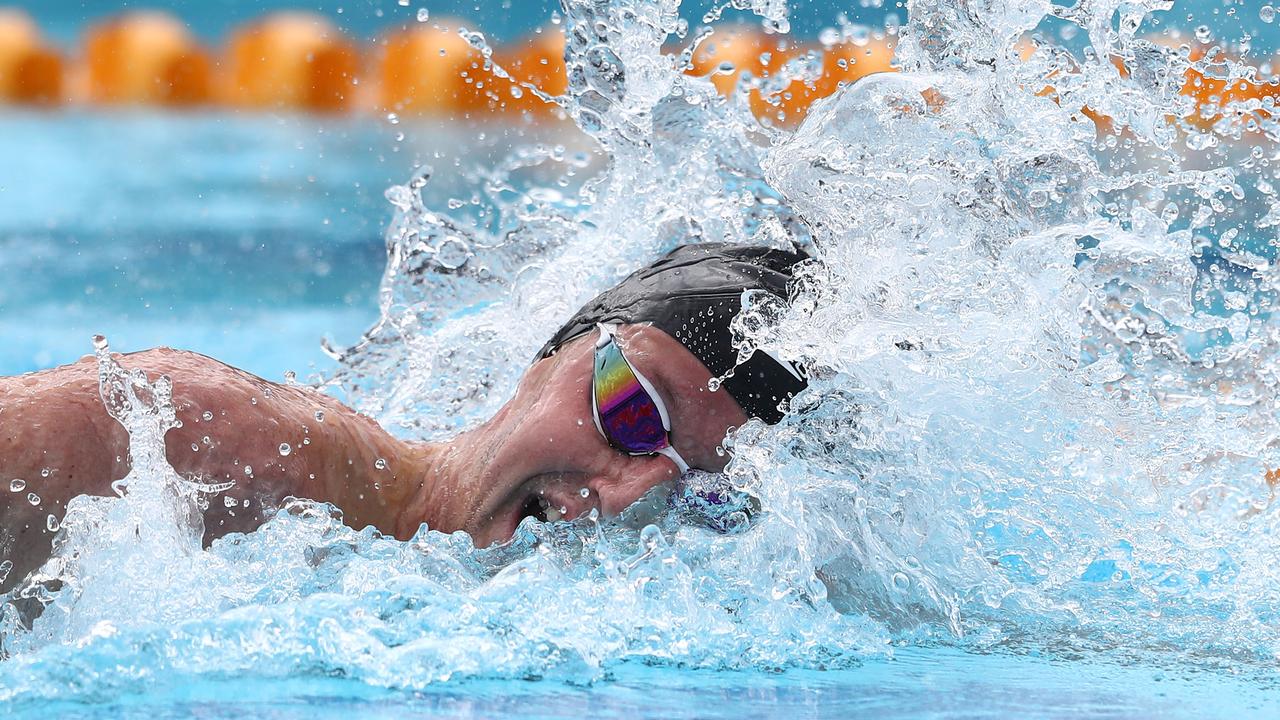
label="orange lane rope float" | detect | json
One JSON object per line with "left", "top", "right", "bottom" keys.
{"left": 0, "top": 12, "right": 1275, "bottom": 131}
{"left": 83, "top": 11, "right": 212, "bottom": 106}
{"left": 0, "top": 8, "right": 64, "bottom": 106}
{"left": 224, "top": 12, "right": 360, "bottom": 112}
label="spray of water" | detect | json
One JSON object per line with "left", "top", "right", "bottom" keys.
{"left": 5, "top": 0, "right": 1280, "bottom": 703}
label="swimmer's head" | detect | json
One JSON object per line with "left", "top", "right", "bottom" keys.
{"left": 435, "top": 243, "right": 811, "bottom": 546}
{"left": 536, "top": 242, "right": 810, "bottom": 424}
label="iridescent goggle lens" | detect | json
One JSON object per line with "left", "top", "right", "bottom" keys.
{"left": 591, "top": 325, "right": 689, "bottom": 471}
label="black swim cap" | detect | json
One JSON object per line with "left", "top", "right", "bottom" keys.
{"left": 536, "top": 243, "right": 809, "bottom": 424}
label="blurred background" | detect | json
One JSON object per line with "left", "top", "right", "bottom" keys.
{"left": 0, "top": 0, "right": 1269, "bottom": 380}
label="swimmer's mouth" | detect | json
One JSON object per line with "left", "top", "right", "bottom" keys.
{"left": 518, "top": 494, "right": 563, "bottom": 523}
{"left": 504, "top": 472, "right": 594, "bottom": 537}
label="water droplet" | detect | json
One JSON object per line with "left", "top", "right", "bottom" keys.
{"left": 1194, "top": 25, "right": 1212, "bottom": 43}
{"left": 91, "top": 335, "right": 108, "bottom": 351}
{"left": 10, "top": 478, "right": 25, "bottom": 492}
{"left": 283, "top": 370, "right": 297, "bottom": 384}
{"left": 0, "top": 559, "right": 11, "bottom": 584}
{"left": 386, "top": 112, "right": 400, "bottom": 125}
{"left": 397, "top": 0, "right": 409, "bottom": 6}
{"left": 244, "top": 465, "right": 253, "bottom": 476}
{"left": 202, "top": 410, "right": 213, "bottom": 422}
{"left": 27, "top": 492, "right": 40, "bottom": 506}
{"left": 416, "top": 7, "right": 429, "bottom": 22}
{"left": 374, "top": 458, "right": 387, "bottom": 470}
{"left": 579, "top": 487, "right": 591, "bottom": 498}
{"left": 892, "top": 572, "right": 911, "bottom": 591}
{"left": 224, "top": 496, "right": 238, "bottom": 508}
{"left": 315, "top": 410, "right": 325, "bottom": 422}
{"left": 302, "top": 437, "right": 311, "bottom": 445}
{"left": 40, "top": 468, "right": 50, "bottom": 478}
{"left": 202, "top": 436, "right": 212, "bottom": 446}
{"left": 907, "top": 174, "right": 941, "bottom": 207}
{"left": 435, "top": 236, "right": 471, "bottom": 270}
{"left": 191, "top": 443, "right": 199, "bottom": 452}
{"left": 1262, "top": 5, "right": 1276, "bottom": 23}
{"left": 279, "top": 443, "right": 292, "bottom": 456}
{"left": 46, "top": 515, "right": 59, "bottom": 532}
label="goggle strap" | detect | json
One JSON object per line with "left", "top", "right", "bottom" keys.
{"left": 657, "top": 445, "right": 691, "bottom": 474}
{"left": 591, "top": 324, "right": 610, "bottom": 438}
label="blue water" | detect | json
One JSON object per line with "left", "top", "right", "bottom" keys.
{"left": 0, "top": 112, "right": 559, "bottom": 380}
{"left": 3, "top": 114, "right": 1277, "bottom": 720}
{"left": 8, "top": 648, "right": 1280, "bottom": 719}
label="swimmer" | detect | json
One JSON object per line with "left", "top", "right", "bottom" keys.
{"left": 0, "top": 243, "right": 808, "bottom": 593}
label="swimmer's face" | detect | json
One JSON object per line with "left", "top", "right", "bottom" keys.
{"left": 436, "top": 324, "right": 748, "bottom": 547}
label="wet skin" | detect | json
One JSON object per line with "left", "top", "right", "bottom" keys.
{"left": 0, "top": 325, "right": 747, "bottom": 593}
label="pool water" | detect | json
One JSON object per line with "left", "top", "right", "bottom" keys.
{"left": 7, "top": 647, "right": 1280, "bottom": 719}
{"left": 4, "top": 115, "right": 1277, "bottom": 716}
{"left": 0, "top": 112, "right": 394, "bottom": 378}
{"left": 0, "top": 111, "right": 559, "bottom": 380}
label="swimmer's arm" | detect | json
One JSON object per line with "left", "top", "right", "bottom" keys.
{"left": 0, "top": 361, "right": 129, "bottom": 592}
{"left": 0, "top": 348, "right": 422, "bottom": 592}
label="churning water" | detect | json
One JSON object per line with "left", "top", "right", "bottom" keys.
{"left": 6, "top": 0, "right": 1280, "bottom": 715}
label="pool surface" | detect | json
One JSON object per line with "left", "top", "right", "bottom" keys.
{"left": 10, "top": 648, "right": 1280, "bottom": 719}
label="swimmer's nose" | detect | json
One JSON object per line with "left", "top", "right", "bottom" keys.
{"left": 589, "top": 455, "right": 683, "bottom": 517}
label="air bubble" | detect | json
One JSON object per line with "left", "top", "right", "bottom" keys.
{"left": 579, "top": 487, "right": 591, "bottom": 498}
{"left": 375, "top": 458, "right": 387, "bottom": 470}
{"left": 315, "top": 410, "right": 325, "bottom": 422}
{"left": 244, "top": 466, "right": 253, "bottom": 476}
{"left": 202, "top": 411, "right": 214, "bottom": 421}
{"left": 27, "top": 492, "right": 40, "bottom": 506}
{"left": 47, "top": 514, "right": 60, "bottom": 532}
{"left": 416, "top": 7, "right": 429, "bottom": 22}
{"left": 279, "top": 443, "right": 292, "bottom": 456}
{"left": 435, "top": 236, "right": 471, "bottom": 270}
{"left": 1262, "top": 5, "right": 1276, "bottom": 23}
{"left": 10, "top": 478, "right": 25, "bottom": 492}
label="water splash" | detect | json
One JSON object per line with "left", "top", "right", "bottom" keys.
{"left": 6, "top": 0, "right": 1280, "bottom": 705}
{"left": 1, "top": 338, "right": 232, "bottom": 657}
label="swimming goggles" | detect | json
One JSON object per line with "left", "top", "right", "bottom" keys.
{"left": 591, "top": 324, "right": 691, "bottom": 473}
